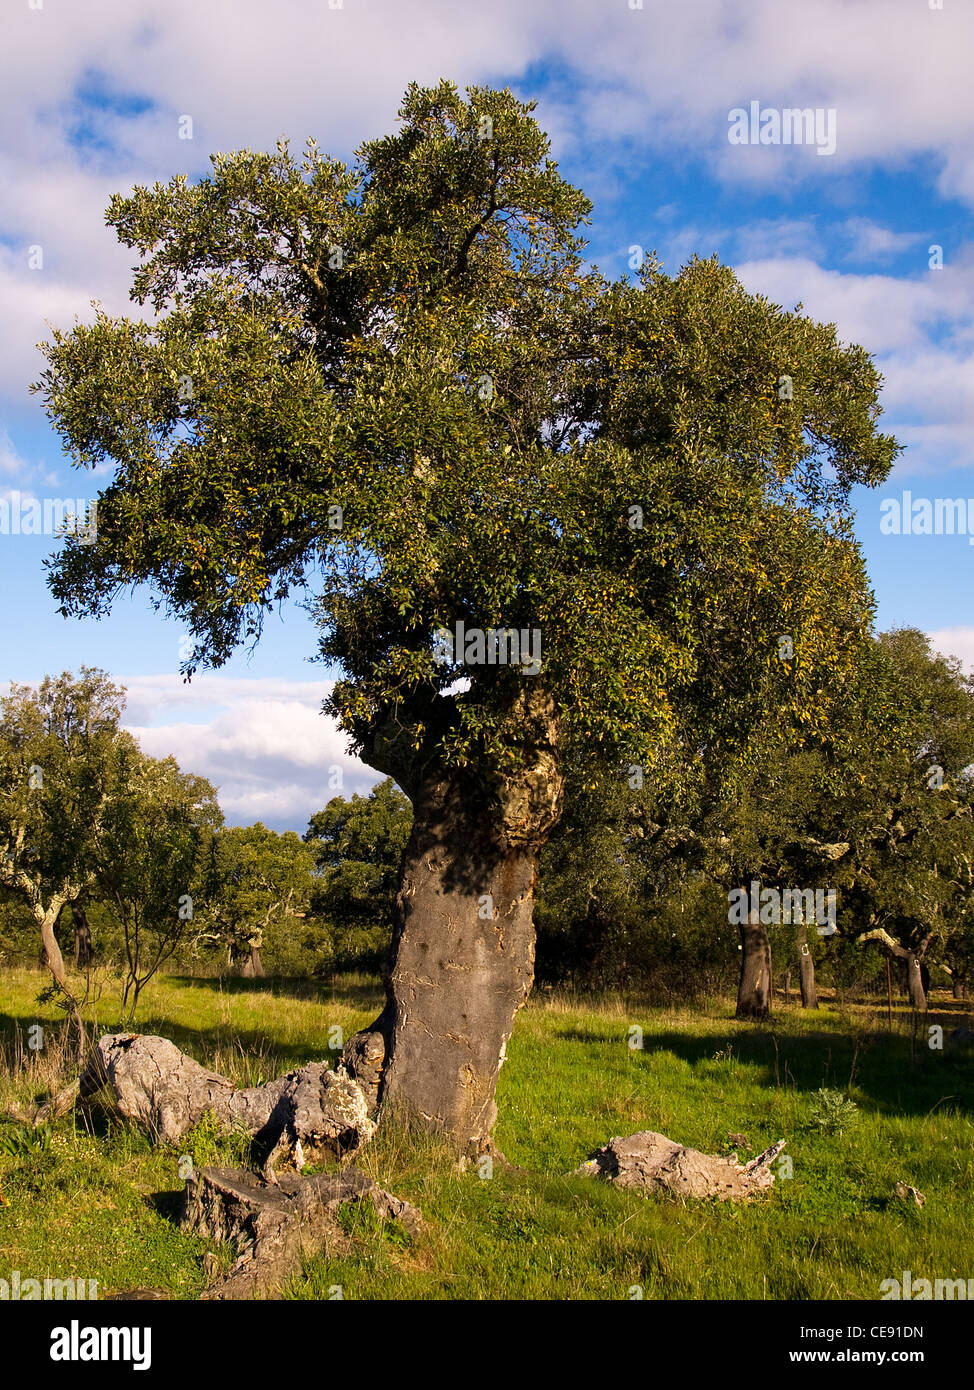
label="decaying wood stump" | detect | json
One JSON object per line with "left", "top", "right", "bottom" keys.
{"left": 573, "top": 1131, "right": 787, "bottom": 1201}
{"left": 68, "top": 1033, "right": 375, "bottom": 1177}
{"left": 181, "top": 1165, "right": 422, "bottom": 1300}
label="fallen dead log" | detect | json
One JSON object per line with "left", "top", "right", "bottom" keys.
{"left": 573, "top": 1130, "right": 787, "bottom": 1201}
{"left": 32, "top": 1078, "right": 81, "bottom": 1126}
{"left": 181, "top": 1164, "right": 422, "bottom": 1300}
{"left": 45, "top": 1032, "right": 375, "bottom": 1178}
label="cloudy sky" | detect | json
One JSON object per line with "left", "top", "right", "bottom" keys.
{"left": 1, "top": 0, "right": 972, "bottom": 830}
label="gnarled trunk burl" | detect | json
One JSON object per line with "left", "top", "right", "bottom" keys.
{"left": 343, "top": 690, "right": 562, "bottom": 1158}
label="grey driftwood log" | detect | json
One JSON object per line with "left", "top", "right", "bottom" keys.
{"left": 63, "top": 1033, "right": 376, "bottom": 1178}
{"left": 181, "top": 1165, "right": 423, "bottom": 1300}
{"left": 573, "top": 1131, "right": 787, "bottom": 1201}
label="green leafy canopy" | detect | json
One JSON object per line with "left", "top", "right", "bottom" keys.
{"left": 34, "top": 80, "right": 900, "bottom": 792}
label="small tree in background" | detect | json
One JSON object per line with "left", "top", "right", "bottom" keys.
{"left": 836, "top": 630, "right": 974, "bottom": 1010}
{"left": 198, "top": 823, "right": 313, "bottom": 978}
{"left": 305, "top": 777, "right": 412, "bottom": 972}
{"left": 0, "top": 669, "right": 133, "bottom": 1051}
{"left": 94, "top": 751, "right": 222, "bottom": 1021}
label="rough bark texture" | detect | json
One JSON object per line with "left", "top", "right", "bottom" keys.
{"left": 736, "top": 910, "right": 773, "bottom": 1019}
{"left": 73, "top": 905, "right": 93, "bottom": 969}
{"left": 344, "top": 688, "right": 563, "bottom": 1158}
{"left": 238, "top": 945, "right": 264, "bottom": 978}
{"left": 181, "top": 1165, "right": 422, "bottom": 1300}
{"left": 906, "top": 955, "right": 928, "bottom": 1011}
{"left": 574, "top": 1131, "right": 787, "bottom": 1201}
{"left": 375, "top": 777, "right": 539, "bottom": 1152}
{"left": 73, "top": 1033, "right": 374, "bottom": 1176}
{"left": 858, "top": 928, "right": 930, "bottom": 1011}
{"left": 37, "top": 897, "right": 68, "bottom": 986}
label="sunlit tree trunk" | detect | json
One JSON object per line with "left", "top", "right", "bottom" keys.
{"left": 344, "top": 696, "right": 562, "bottom": 1157}
{"left": 736, "top": 906, "right": 772, "bottom": 1020}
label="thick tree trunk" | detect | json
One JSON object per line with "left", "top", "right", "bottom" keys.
{"left": 736, "top": 909, "right": 772, "bottom": 1020}
{"left": 239, "top": 945, "right": 264, "bottom": 979}
{"left": 796, "top": 923, "right": 818, "bottom": 1009}
{"left": 952, "top": 974, "right": 968, "bottom": 1000}
{"left": 350, "top": 777, "right": 538, "bottom": 1156}
{"left": 906, "top": 954, "right": 927, "bottom": 1011}
{"left": 344, "top": 698, "right": 562, "bottom": 1158}
{"left": 36, "top": 897, "right": 68, "bottom": 986}
{"left": 857, "top": 928, "right": 931, "bottom": 1014}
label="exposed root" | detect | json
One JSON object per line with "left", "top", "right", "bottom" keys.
{"left": 48, "top": 1032, "right": 375, "bottom": 1175}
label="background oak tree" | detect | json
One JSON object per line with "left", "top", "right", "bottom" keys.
{"left": 198, "top": 823, "right": 312, "bottom": 980}
{"left": 304, "top": 777, "right": 412, "bottom": 974}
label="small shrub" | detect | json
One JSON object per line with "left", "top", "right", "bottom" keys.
{"left": 808, "top": 1088, "right": 859, "bottom": 1136}
{"left": 0, "top": 1121, "right": 53, "bottom": 1158}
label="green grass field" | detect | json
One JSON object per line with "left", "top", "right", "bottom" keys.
{"left": 1, "top": 966, "right": 972, "bottom": 1300}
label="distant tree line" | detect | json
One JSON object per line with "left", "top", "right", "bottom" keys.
{"left": 3, "top": 629, "right": 973, "bottom": 1041}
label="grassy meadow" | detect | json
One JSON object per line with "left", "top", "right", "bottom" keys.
{"left": 0, "top": 964, "right": 972, "bottom": 1300}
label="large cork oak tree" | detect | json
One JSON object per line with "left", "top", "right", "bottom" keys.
{"left": 35, "top": 81, "right": 898, "bottom": 1157}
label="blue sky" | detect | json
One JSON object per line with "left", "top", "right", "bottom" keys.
{"left": 1, "top": 0, "right": 971, "bottom": 830}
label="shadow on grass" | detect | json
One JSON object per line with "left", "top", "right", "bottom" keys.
{"left": 0, "top": 1008, "right": 345, "bottom": 1079}
{"left": 146, "top": 1188, "right": 185, "bottom": 1224}
{"left": 552, "top": 1010, "right": 974, "bottom": 1118}
{"left": 165, "top": 973, "right": 380, "bottom": 1006}
{"left": 163, "top": 974, "right": 384, "bottom": 1010}
{"left": 128, "top": 1017, "right": 331, "bottom": 1071}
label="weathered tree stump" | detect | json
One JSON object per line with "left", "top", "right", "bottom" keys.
{"left": 63, "top": 1033, "right": 375, "bottom": 1177}
{"left": 573, "top": 1131, "right": 787, "bottom": 1201}
{"left": 181, "top": 1165, "right": 422, "bottom": 1300}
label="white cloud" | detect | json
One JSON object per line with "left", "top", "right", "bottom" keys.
{"left": 928, "top": 626, "right": 974, "bottom": 675}
{"left": 3, "top": 0, "right": 974, "bottom": 470}
{"left": 118, "top": 673, "right": 380, "bottom": 829}
{"left": 0, "top": 426, "right": 29, "bottom": 476}
{"left": 733, "top": 253, "right": 974, "bottom": 473}
{"left": 733, "top": 256, "right": 958, "bottom": 355}
{"left": 842, "top": 218, "right": 927, "bottom": 262}
{"left": 548, "top": 0, "right": 974, "bottom": 200}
